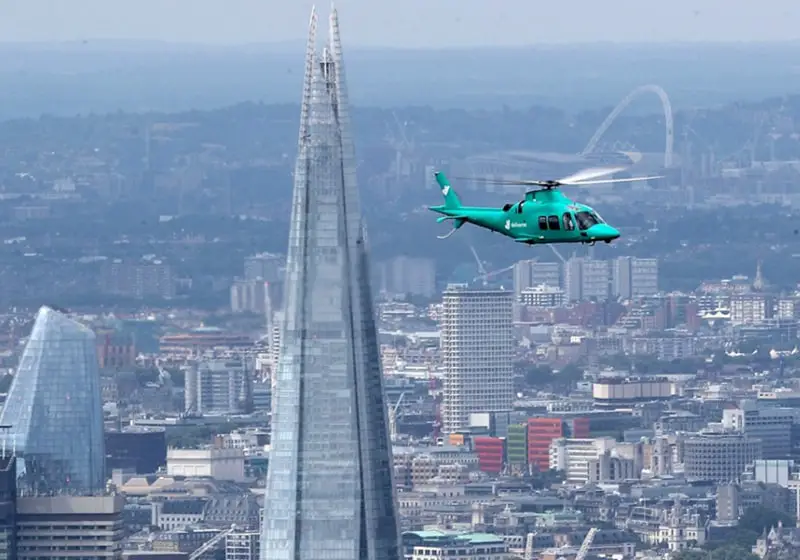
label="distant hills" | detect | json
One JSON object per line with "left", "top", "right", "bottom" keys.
{"left": 0, "top": 41, "right": 798, "bottom": 118}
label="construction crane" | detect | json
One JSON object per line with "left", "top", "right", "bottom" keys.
{"left": 388, "top": 392, "right": 405, "bottom": 442}
{"left": 575, "top": 527, "right": 598, "bottom": 560}
{"left": 154, "top": 358, "right": 173, "bottom": 388}
{"left": 189, "top": 525, "right": 238, "bottom": 560}
{"left": 468, "top": 245, "right": 514, "bottom": 287}
{"left": 472, "top": 264, "right": 514, "bottom": 286}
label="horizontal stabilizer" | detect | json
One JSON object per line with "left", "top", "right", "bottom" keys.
{"left": 437, "top": 215, "right": 467, "bottom": 223}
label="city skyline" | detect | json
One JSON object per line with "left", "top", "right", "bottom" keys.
{"left": 260, "top": 7, "right": 400, "bottom": 560}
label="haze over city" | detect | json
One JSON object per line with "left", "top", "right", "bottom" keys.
{"left": 2, "top": 0, "right": 800, "bottom": 46}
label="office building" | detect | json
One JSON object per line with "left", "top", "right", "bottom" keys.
{"left": 185, "top": 356, "right": 253, "bottom": 415}
{"left": 244, "top": 253, "right": 283, "bottom": 283}
{"left": 166, "top": 448, "right": 245, "bottom": 483}
{"left": 230, "top": 279, "right": 271, "bottom": 315}
{"left": 730, "top": 294, "right": 773, "bottom": 325}
{"left": 16, "top": 495, "right": 125, "bottom": 560}
{"left": 564, "top": 257, "right": 610, "bottom": 301}
{"left": 377, "top": 256, "right": 436, "bottom": 298}
{"left": 260, "top": 9, "right": 400, "bottom": 560}
{"left": 683, "top": 432, "right": 762, "bottom": 483}
{"left": 722, "top": 402, "right": 800, "bottom": 461}
{"left": 441, "top": 285, "right": 514, "bottom": 433}
{"left": 0, "top": 306, "right": 104, "bottom": 493}
{"left": 518, "top": 285, "right": 565, "bottom": 307}
{"left": 100, "top": 259, "right": 175, "bottom": 299}
{"left": 612, "top": 257, "right": 659, "bottom": 299}
{"left": 104, "top": 428, "right": 167, "bottom": 475}
{"left": 226, "top": 531, "right": 260, "bottom": 560}
{"left": 513, "top": 259, "right": 561, "bottom": 297}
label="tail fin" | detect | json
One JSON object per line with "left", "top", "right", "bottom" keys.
{"left": 435, "top": 171, "right": 462, "bottom": 209}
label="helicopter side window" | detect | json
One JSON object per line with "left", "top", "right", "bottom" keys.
{"left": 563, "top": 212, "right": 575, "bottom": 231}
{"left": 575, "top": 211, "right": 599, "bottom": 231}
{"left": 517, "top": 201, "right": 525, "bottom": 213}
{"left": 502, "top": 203, "right": 513, "bottom": 211}
{"left": 538, "top": 216, "right": 548, "bottom": 230}
{"left": 547, "top": 215, "right": 560, "bottom": 230}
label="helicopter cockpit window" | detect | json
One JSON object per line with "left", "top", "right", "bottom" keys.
{"left": 591, "top": 211, "right": 605, "bottom": 223}
{"left": 538, "top": 216, "right": 548, "bottom": 230}
{"left": 502, "top": 203, "right": 513, "bottom": 211}
{"left": 547, "top": 215, "right": 560, "bottom": 230}
{"left": 563, "top": 212, "right": 575, "bottom": 231}
{"left": 575, "top": 211, "right": 599, "bottom": 231}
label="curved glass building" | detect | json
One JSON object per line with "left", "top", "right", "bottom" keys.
{"left": 0, "top": 306, "right": 105, "bottom": 494}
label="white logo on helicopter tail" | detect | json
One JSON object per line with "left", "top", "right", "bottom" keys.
{"left": 442, "top": 185, "right": 450, "bottom": 196}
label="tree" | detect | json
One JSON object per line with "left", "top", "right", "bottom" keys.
{"left": 672, "top": 545, "right": 758, "bottom": 560}
{"left": 708, "top": 545, "right": 758, "bottom": 560}
{"left": 738, "top": 506, "right": 795, "bottom": 536}
{"left": 672, "top": 551, "right": 707, "bottom": 560}
{"left": 523, "top": 364, "right": 554, "bottom": 387}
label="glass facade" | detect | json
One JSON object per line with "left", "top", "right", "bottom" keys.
{"left": 260, "top": 8, "right": 400, "bottom": 560}
{"left": 0, "top": 306, "right": 105, "bottom": 494}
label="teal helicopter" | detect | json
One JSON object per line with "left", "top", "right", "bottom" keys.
{"left": 429, "top": 166, "right": 661, "bottom": 246}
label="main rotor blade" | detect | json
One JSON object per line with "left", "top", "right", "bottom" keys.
{"left": 568, "top": 175, "right": 663, "bottom": 186}
{"left": 449, "top": 176, "right": 549, "bottom": 187}
{"left": 556, "top": 166, "right": 628, "bottom": 185}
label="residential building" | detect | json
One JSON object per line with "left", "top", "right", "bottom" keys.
{"left": 441, "top": 285, "right": 514, "bottom": 433}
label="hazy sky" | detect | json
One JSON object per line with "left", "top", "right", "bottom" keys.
{"left": 2, "top": 0, "right": 799, "bottom": 47}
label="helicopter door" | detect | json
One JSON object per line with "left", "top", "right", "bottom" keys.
{"left": 563, "top": 212, "right": 575, "bottom": 231}
{"left": 547, "top": 215, "right": 560, "bottom": 230}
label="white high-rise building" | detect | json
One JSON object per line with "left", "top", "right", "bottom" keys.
{"left": 441, "top": 284, "right": 514, "bottom": 433}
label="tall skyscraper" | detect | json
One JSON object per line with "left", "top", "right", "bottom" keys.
{"left": 441, "top": 284, "right": 514, "bottom": 434}
{"left": 260, "top": 8, "right": 399, "bottom": 560}
{"left": 0, "top": 306, "right": 104, "bottom": 494}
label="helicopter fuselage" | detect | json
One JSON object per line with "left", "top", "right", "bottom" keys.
{"left": 430, "top": 188, "right": 620, "bottom": 245}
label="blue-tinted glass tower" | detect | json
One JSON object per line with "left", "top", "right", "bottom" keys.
{"left": 0, "top": 306, "right": 104, "bottom": 494}
{"left": 260, "top": 7, "right": 400, "bottom": 560}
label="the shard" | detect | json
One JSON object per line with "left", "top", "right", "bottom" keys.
{"left": 0, "top": 306, "right": 104, "bottom": 494}
{"left": 260, "top": 6, "right": 400, "bottom": 560}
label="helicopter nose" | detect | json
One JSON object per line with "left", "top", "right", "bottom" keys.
{"left": 587, "top": 224, "right": 620, "bottom": 240}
